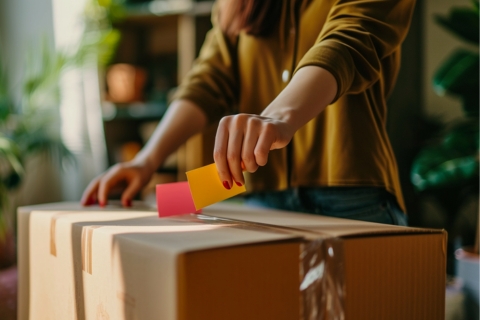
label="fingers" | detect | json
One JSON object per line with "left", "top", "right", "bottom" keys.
{"left": 214, "top": 114, "right": 279, "bottom": 190}
{"left": 214, "top": 118, "right": 232, "bottom": 189}
{"left": 227, "top": 128, "right": 245, "bottom": 186}
{"left": 96, "top": 164, "right": 139, "bottom": 207}
{"left": 81, "top": 176, "right": 101, "bottom": 206}
{"left": 241, "top": 120, "right": 260, "bottom": 173}
{"left": 81, "top": 162, "right": 149, "bottom": 208}
{"left": 97, "top": 166, "right": 124, "bottom": 207}
{"left": 254, "top": 123, "right": 276, "bottom": 166}
{"left": 121, "top": 176, "right": 142, "bottom": 207}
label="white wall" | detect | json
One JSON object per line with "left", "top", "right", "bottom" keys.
{"left": 0, "top": 0, "right": 55, "bottom": 101}
{"left": 423, "top": 0, "right": 476, "bottom": 122}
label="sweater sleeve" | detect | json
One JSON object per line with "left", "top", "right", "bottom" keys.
{"left": 294, "top": 0, "right": 416, "bottom": 102}
{"left": 171, "top": 7, "right": 239, "bottom": 124}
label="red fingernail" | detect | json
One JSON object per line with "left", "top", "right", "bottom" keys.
{"left": 99, "top": 201, "right": 106, "bottom": 207}
{"left": 223, "top": 181, "right": 231, "bottom": 190}
{"left": 86, "top": 198, "right": 94, "bottom": 206}
{"left": 125, "top": 200, "right": 132, "bottom": 207}
{"left": 235, "top": 181, "right": 243, "bottom": 187}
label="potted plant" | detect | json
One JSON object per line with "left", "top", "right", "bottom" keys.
{"left": 0, "top": 1, "right": 124, "bottom": 317}
{"left": 410, "top": 0, "right": 479, "bottom": 291}
{"left": 0, "top": 42, "right": 76, "bottom": 320}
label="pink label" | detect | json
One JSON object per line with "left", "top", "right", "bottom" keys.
{"left": 156, "top": 182, "right": 201, "bottom": 217}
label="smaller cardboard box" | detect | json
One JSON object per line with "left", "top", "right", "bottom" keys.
{"left": 19, "top": 202, "right": 446, "bottom": 319}
{"left": 16, "top": 201, "right": 156, "bottom": 320}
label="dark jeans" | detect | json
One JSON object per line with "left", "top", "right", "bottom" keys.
{"left": 244, "top": 186, "right": 408, "bottom": 226}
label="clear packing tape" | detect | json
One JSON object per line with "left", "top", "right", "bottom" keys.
{"left": 174, "top": 214, "right": 346, "bottom": 320}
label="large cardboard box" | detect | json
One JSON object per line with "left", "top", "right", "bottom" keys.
{"left": 18, "top": 202, "right": 446, "bottom": 319}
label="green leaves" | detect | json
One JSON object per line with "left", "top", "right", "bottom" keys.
{"left": 413, "top": 0, "right": 480, "bottom": 192}
{"left": 435, "top": 3, "right": 479, "bottom": 45}
{"left": 0, "top": 0, "right": 120, "bottom": 238}
{"left": 433, "top": 49, "right": 479, "bottom": 117}
{"left": 22, "top": 39, "right": 70, "bottom": 115}
{"left": 0, "top": 67, "right": 11, "bottom": 124}
{"left": 0, "top": 41, "right": 72, "bottom": 191}
{"left": 411, "top": 150, "right": 478, "bottom": 191}
{"left": 77, "top": 28, "right": 121, "bottom": 66}
{"left": 0, "top": 135, "right": 24, "bottom": 190}
{"left": 411, "top": 120, "right": 479, "bottom": 191}
{"left": 433, "top": 0, "right": 479, "bottom": 117}
{"left": 80, "top": 0, "right": 124, "bottom": 66}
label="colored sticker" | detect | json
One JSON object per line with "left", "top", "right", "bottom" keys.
{"left": 156, "top": 182, "right": 201, "bottom": 217}
{"left": 186, "top": 163, "right": 246, "bottom": 210}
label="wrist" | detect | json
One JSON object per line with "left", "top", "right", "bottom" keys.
{"left": 261, "top": 66, "right": 337, "bottom": 133}
{"left": 260, "top": 105, "right": 302, "bottom": 133}
{"left": 132, "top": 153, "right": 159, "bottom": 176}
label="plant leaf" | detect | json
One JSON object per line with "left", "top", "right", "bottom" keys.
{"left": 411, "top": 144, "right": 479, "bottom": 191}
{"left": 442, "top": 119, "right": 480, "bottom": 153}
{"left": 433, "top": 49, "right": 479, "bottom": 115}
{"left": 0, "top": 135, "right": 25, "bottom": 188}
{"left": 435, "top": 6, "right": 479, "bottom": 45}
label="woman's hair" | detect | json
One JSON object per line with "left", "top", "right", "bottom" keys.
{"left": 219, "top": 0, "right": 283, "bottom": 37}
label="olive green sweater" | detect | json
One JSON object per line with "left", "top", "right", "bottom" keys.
{"left": 173, "top": 0, "right": 417, "bottom": 212}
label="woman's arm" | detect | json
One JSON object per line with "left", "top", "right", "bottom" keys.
{"left": 213, "top": 65, "right": 337, "bottom": 188}
{"left": 81, "top": 99, "right": 207, "bottom": 207}
{"left": 82, "top": 5, "right": 238, "bottom": 207}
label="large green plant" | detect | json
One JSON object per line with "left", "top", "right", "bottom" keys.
{"left": 411, "top": 0, "right": 479, "bottom": 191}
{"left": 0, "top": 0, "right": 124, "bottom": 242}
{"left": 0, "top": 43, "right": 73, "bottom": 242}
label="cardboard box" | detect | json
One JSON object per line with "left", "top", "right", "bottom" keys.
{"left": 17, "top": 201, "right": 156, "bottom": 320}
{"left": 18, "top": 202, "right": 446, "bottom": 319}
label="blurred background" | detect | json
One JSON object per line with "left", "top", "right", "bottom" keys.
{"left": 0, "top": 0, "right": 478, "bottom": 319}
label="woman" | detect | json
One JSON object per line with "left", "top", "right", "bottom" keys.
{"left": 82, "top": 0, "right": 415, "bottom": 226}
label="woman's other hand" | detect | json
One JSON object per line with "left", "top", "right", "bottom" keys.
{"left": 81, "top": 99, "right": 208, "bottom": 208}
{"left": 80, "top": 159, "right": 155, "bottom": 208}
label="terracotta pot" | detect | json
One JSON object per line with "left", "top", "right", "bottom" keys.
{"left": 106, "top": 63, "right": 147, "bottom": 103}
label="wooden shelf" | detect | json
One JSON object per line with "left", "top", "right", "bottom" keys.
{"left": 102, "top": 101, "right": 167, "bottom": 121}
{"left": 101, "top": 0, "right": 214, "bottom": 178}
{"left": 124, "top": 1, "right": 214, "bottom": 20}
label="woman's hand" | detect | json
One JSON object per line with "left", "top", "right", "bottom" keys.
{"left": 80, "top": 99, "right": 208, "bottom": 208}
{"left": 213, "top": 66, "right": 338, "bottom": 189}
{"left": 213, "top": 113, "right": 295, "bottom": 189}
{"left": 80, "top": 159, "right": 156, "bottom": 207}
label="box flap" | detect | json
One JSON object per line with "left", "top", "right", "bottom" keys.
{"left": 204, "top": 202, "right": 444, "bottom": 238}
{"left": 32, "top": 210, "right": 302, "bottom": 257}
{"left": 19, "top": 201, "right": 155, "bottom": 214}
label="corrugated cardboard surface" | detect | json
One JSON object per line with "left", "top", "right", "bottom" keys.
{"left": 17, "top": 201, "right": 156, "bottom": 320}
{"left": 177, "top": 242, "right": 301, "bottom": 320}
{"left": 343, "top": 234, "right": 446, "bottom": 320}
{"left": 19, "top": 202, "right": 446, "bottom": 319}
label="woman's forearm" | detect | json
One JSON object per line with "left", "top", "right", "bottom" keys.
{"left": 261, "top": 66, "right": 337, "bottom": 132}
{"left": 134, "top": 99, "right": 208, "bottom": 172}
{"left": 213, "top": 66, "right": 337, "bottom": 186}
